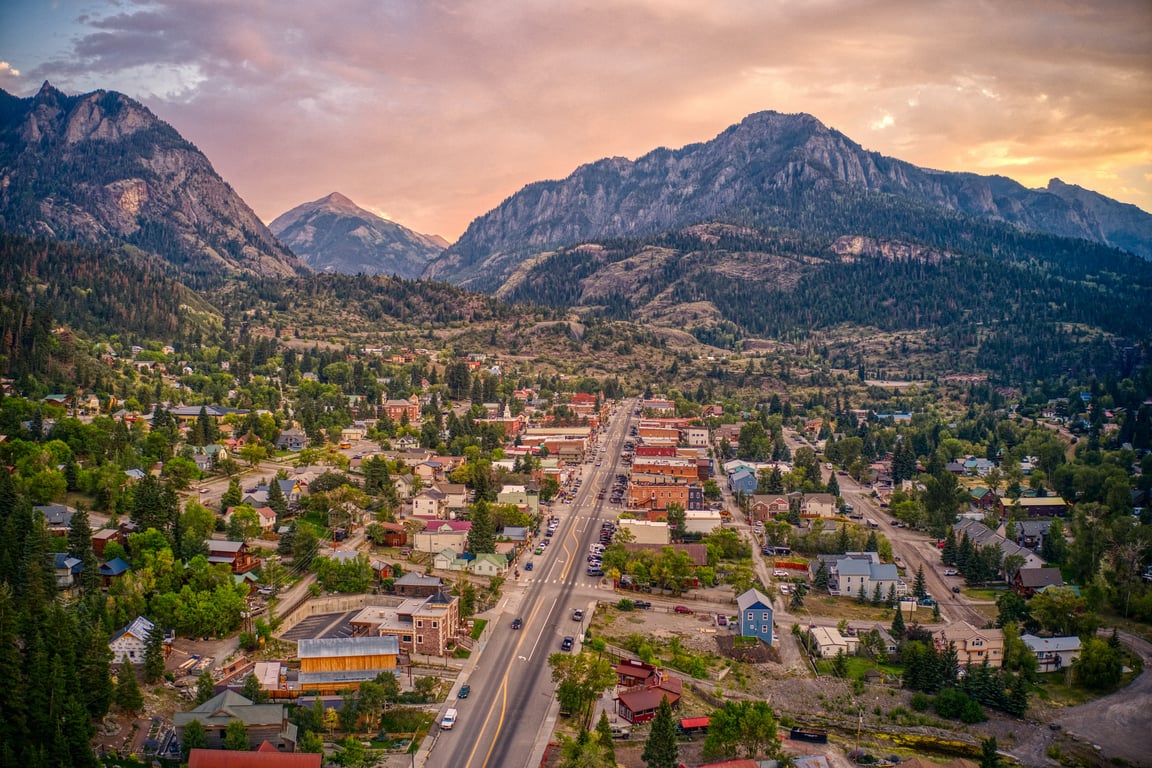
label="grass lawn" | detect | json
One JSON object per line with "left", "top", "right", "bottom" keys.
{"left": 1030, "top": 648, "right": 1144, "bottom": 706}
{"left": 960, "top": 587, "right": 1004, "bottom": 601}
{"left": 798, "top": 597, "right": 901, "bottom": 623}
{"left": 470, "top": 618, "right": 488, "bottom": 639}
{"left": 815, "top": 654, "right": 903, "bottom": 680}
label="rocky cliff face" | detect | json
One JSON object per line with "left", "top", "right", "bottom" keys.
{"left": 426, "top": 110, "right": 1152, "bottom": 290}
{"left": 269, "top": 192, "right": 445, "bottom": 279}
{"left": 0, "top": 82, "right": 304, "bottom": 281}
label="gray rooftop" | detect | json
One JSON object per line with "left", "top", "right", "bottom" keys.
{"left": 297, "top": 636, "right": 400, "bottom": 658}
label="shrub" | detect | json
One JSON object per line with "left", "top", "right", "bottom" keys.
{"left": 909, "top": 693, "right": 931, "bottom": 712}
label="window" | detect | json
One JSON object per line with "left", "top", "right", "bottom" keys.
{"left": 416, "top": 635, "right": 423, "bottom": 644}
{"left": 432, "top": 621, "right": 438, "bottom": 628}
{"left": 402, "top": 635, "right": 412, "bottom": 643}
{"left": 762, "top": 612, "right": 770, "bottom": 621}
{"left": 417, "top": 620, "right": 423, "bottom": 628}
{"left": 747, "top": 612, "right": 754, "bottom": 621}
{"left": 762, "top": 625, "right": 769, "bottom": 633}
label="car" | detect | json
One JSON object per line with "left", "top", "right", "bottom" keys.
{"left": 587, "top": 566, "right": 604, "bottom": 576}
{"left": 561, "top": 636, "right": 574, "bottom": 651}
{"left": 952, "top": 586, "right": 962, "bottom": 594}
{"left": 673, "top": 605, "right": 694, "bottom": 614}
{"left": 458, "top": 684, "right": 471, "bottom": 699}
{"left": 944, "top": 569, "right": 958, "bottom": 576}
{"left": 715, "top": 614, "right": 728, "bottom": 626}
{"left": 773, "top": 569, "right": 787, "bottom": 577}
{"left": 534, "top": 546, "right": 544, "bottom": 555}
{"left": 573, "top": 608, "right": 584, "bottom": 621}
{"left": 511, "top": 617, "right": 523, "bottom": 630}
{"left": 632, "top": 600, "right": 652, "bottom": 609}
{"left": 779, "top": 584, "right": 790, "bottom": 594}
{"left": 441, "top": 708, "right": 458, "bottom": 730}
{"left": 524, "top": 561, "right": 533, "bottom": 571}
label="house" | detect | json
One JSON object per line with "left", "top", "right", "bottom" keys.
{"left": 175, "top": 691, "right": 298, "bottom": 751}
{"left": 1021, "top": 634, "right": 1082, "bottom": 673}
{"left": 433, "top": 482, "right": 469, "bottom": 512}
{"left": 968, "top": 487, "right": 999, "bottom": 510}
{"left": 933, "top": 621, "right": 1004, "bottom": 668}
{"left": 205, "top": 540, "right": 261, "bottom": 574}
{"left": 954, "top": 519, "right": 1045, "bottom": 573}
{"left": 109, "top": 615, "right": 155, "bottom": 664}
{"left": 372, "top": 521, "right": 408, "bottom": 547}
{"left": 276, "top": 428, "right": 308, "bottom": 452}
{"left": 749, "top": 495, "right": 789, "bottom": 522}
{"left": 1001, "top": 496, "right": 1069, "bottom": 518}
{"left": 383, "top": 395, "right": 421, "bottom": 423}
{"left": 727, "top": 470, "right": 757, "bottom": 495}
{"left": 802, "top": 493, "right": 837, "bottom": 518}
{"left": 1016, "top": 519, "right": 1055, "bottom": 550}
{"left": 963, "top": 457, "right": 995, "bottom": 476}
{"left": 392, "top": 572, "right": 444, "bottom": 597}
{"left": 99, "top": 556, "right": 131, "bottom": 587}
{"left": 615, "top": 673, "right": 683, "bottom": 724}
{"left": 413, "top": 521, "right": 470, "bottom": 554}
{"left": 91, "top": 527, "right": 124, "bottom": 557}
{"left": 829, "top": 557, "right": 902, "bottom": 598}
{"left": 53, "top": 553, "right": 83, "bottom": 592}
{"left": 808, "top": 626, "right": 858, "bottom": 657}
{"left": 188, "top": 741, "right": 321, "bottom": 767}
{"left": 412, "top": 488, "right": 448, "bottom": 518}
{"left": 225, "top": 506, "right": 277, "bottom": 533}
{"left": 736, "top": 588, "right": 774, "bottom": 645}
{"left": 34, "top": 504, "right": 75, "bottom": 534}
{"left": 469, "top": 553, "right": 507, "bottom": 576}
{"left": 1013, "top": 567, "right": 1065, "bottom": 597}
{"left": 296, "top": 636, "right": 400, "bottom": 691}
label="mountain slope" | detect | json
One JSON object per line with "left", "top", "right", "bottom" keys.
{"left": 0, "top": 82, "right": 305, "bottom": 283}
{"left": 425, "top": 110, "right": 1152, "bottom": 290}
{"left": 269, "top": 192, "right": 445, "bottom": 279}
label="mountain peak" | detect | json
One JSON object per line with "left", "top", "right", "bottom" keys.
{"left": 321, "top": 191, "right": 360, "bottom": 210}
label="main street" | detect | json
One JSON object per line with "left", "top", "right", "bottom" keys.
{"left": 424, "top": 399, "right": 637, "bottom": 768}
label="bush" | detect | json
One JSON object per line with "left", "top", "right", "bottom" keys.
{"left": 909, "top": 692, "right": 931, "bottom": 712}
{"left": 617, "top": 598, "right": 635, "bottom": 611}
{"left": 934, "top": 688, "right": 986, "bottom": 723}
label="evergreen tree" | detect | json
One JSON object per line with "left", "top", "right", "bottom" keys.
{"left": 913, "top": 565, "right": 928, "bottom": 599}
{"left": 466, "top": 500, "right": 496, "bottom": 554}
{"left": 596, "top": 710, "right": 617, "bottom": 765}
{"left": 864, "top": 530, "right": 879, "bottom": 552}
{"left": 66, "top": 507, "right": 100, "bottom": 594}
{"left": 143, "top": 624, "right": 166, "bottom": 684}
{"left": 220, "top": 478, "right": 242, "bottom": 514}
{"left": 871, "top": 583, "right": 884, "bottom": 605}
{"left": 886, "top": 584, "right": 897, "bottom": 607}
{"left": 241, "top": 673, "right": 268, "bottom": 704}
{"left": 979, "top": 737, "right": 1001, "bottom": 768}
{"left": 836, "top": 524, "right": 851, "bottom": 554}
{"left": 813, "top": 562, "right": 830, "bottom": 591}
{"left": 267, "top": 479, "right": 289, "bottom": 522}
{"left": 642, "top": 697, "right": 679, "bottom": 768}
{"left": 181, "top": 719, "right": 208, "bottom": 760}
{"left": 826, "top": 472, "right": 839, "bottom": 498}
{"left": 857, "top": 583, "right": 868, "bottom": 604}
{"left": 891, "top": 604, "right": 906, "bottom": 636}
{"left": 942, "top": 526, "right": 958, "bottom": 565}
{"left": 76, "top": 623, "right": 114, "bottom": 720}
{"left": 114, "top": 665, "right": 143, "bottom": 714}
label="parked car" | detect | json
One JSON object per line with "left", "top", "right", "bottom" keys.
{"left": 561, "top": 636, "right": 574, "bottom": 651}
{"left": 524, "top": 561, "right": 533, "bottom": 571}
{"left": 511, "top": 617, "right": 523, "bottom": 630}
{"left": 632, "top": 600, "right": 652, "bottom": 609}
{"left": 773, "top": 569, "right": 787, "bottom": 577}
{"left": 715, "top": 614, "right": 728, "bottom": 626}
{"left": 673, "top": 605, "right": 694, "bottom": 614}
{"left": 573, "top": 608, "right": 584, "bottom": 621}
{"left": 952, "top": 586, "right": 961, "bottom": 594}
{"left": 944, "top": 569, "right": 958, "bottom": 576}
{"left": 458, "top": 684, "right": 471, "bottom": 699}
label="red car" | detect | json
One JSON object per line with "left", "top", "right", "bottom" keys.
{"left": 673, "top": 605, "right": 694, "bottom": 614}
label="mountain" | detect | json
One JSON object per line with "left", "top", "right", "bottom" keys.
{"left": 269, "top": 192, "right": 446, "bottom": 279}
{"left": 424, "top": 110, "right": 1152, "bottom": 290}
{"left": 0, "top": 82, "right": 304, "bottom": 282}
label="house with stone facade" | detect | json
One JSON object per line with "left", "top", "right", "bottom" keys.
{"left": 348, "top": 591, "right": 463, "bottom": 656}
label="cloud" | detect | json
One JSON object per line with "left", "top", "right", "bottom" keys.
{"left": 11, "top": 0, "right": 1152, "bottom": 237}
{"left": 0, "top": 61, "right": 20, "bottom": 87}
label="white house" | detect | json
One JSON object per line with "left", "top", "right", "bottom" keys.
{"left": 684, "top": 427, "right": 709, "bottom": 448}
{"left": 683, "top": 509, "right": 724, "bottom": 534}
{"left": 1022, "top": 634, "right": 1082, "bottom": 673}
{"left": 412, "top": 488, "right": 448, "bottom": 518}
{"left": 469, "top": 553, "right": 507, "bottom": 576}
{"left": 808, "top": 625, "right": 859, "bottom": 657}
{"left": 110, "top": 615, "right": 155, "bottom": 664}
{"left": 618, "top": 519, "right": 671, "bottom": 545}
{"left": 830, "top": 557, "right": 902, "bottom": 598}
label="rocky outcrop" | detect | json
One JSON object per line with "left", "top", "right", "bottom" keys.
{"left": 426, "top": 110, "right": 1152, "bottom": 290}
{"left": 0, "top": 82, "right": 304, "bottom": 281}
{"left": 269, "top": 192, "right": 445, "bottom": 279}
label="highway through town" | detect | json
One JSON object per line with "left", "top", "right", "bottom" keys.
{"left": 424, "top": 399, "right": 638, "bottom": 768}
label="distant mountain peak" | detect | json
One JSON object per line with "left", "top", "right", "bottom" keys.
{"left": 269, "top": 193, "right": 444, "bottom": 279}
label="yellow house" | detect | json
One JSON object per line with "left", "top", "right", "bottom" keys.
{"left": 933, "top": 621, "right": 1004, "bottom": 668}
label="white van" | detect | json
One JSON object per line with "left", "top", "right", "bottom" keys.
{"left": 441, "top": 708, "right": 458, "bottom": 730}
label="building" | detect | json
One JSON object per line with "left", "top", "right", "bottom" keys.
{"left": 1001, "top": 496, "right": 1069, "bottom": 518}
{"left": 188, "top": 742, "right": 320, "bottom": 767}
{"left": 933, "top": 621, "right": 1004, "bottom": 668}
{"left": 205, "top": 540, "right": 261, "bottom": 574}
{"left": 1021, "top": 634, "right": 1082, "bottom": 673}
{"left": 802, "top": 493, "right": 838, "bottom": 518}
{"left": 392, "top": 572, "right": 444, "bottom": 597}
{"left": 736, "top": 588, "right": 774, "bottom": 645}
{"left": 617, "top": 519, "right": 671, "bottom": 545}
{"left": 615, "top": 673, "right": 683, "bottom": 725}
{"left": 383, "top": 395, "right": 421, "bottom": 423}
{"left": 614, "top": 659, "right": 659, "bottom": 687}
{"left": 683, "top": 509, "right": 724, "bottom": 534}
{"left": 296, "top": 636, "right": 400, "bottom": 691}
{"left": 276, "top": 428, "right": 308, "bottom": 451}
{"left": 829, "top": 557, "right": 902, "bottom": 598}
{"left": 412, "top": 520, "right": 470, "bottom": 553}
{"left": 1013, "top": 567, "right": 1065, "bottom": 597}
{"left": 808, "top": 626, "right": 858, "bottom": 657}
{"left": 347, "top": 591, "right": 463, "bottom": 656}
{"left": 53, "top": 553, "right": 83, "bottom": 593}
{"left": 175, "top": 691, "right": 298, "bottom": 751}
{"left": 109, "top": 615, "right": 154, "bottom": 664}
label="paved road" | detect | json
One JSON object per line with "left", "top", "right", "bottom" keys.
{"left": 423, "top": 400, "right": 637, "bottom": 768}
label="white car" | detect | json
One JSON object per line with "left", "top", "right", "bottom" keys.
{"left": 944, "top": 569, "right": 958, "bottom": 576}
{"left": 773, "top": 569, "right": 787, "bottom": 577}
{"left": 441, "top": 708, "right": 458, "bottom": 730}
{"left": 779, "top": 584, "right": 790, "bottom": 594}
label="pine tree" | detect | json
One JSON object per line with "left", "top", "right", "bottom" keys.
{"left": 914, "top": 565, "right": 927, "bottom": 599}
{"left": 837, "top": 524, "right": 851, "bottom": 554}
{"left": 891, "top": 605, "right": 906, "bottom": 636}
{"left": 826, "top": 472, "right": 839, "bottom": 498}
{"left": 223, "top": 719, "right": 249, "bottom": 750}
{"left": 220, "top": 478, "right": 242, "bottom": 514}
{"left": 979, "top": 737, "right": 1001, "bottom": 768}
{"left": 642, "top": 697, "right": 679, "bottom": 768}
{"left": 857, "top": 583, "right": 867, "bottom": 604}
{"left": 267, "top": 479, "right": 288, "bottom": 522}
{"left": 596, "top": 710, "right": 617, "bottom": 765}
{"left": 143, "top": 624, "right": 166, "bottom": 684}
{"left": 66, "top": 507, "right": 100, "bottom": 594}
{"left": 872, "top": 583, "right": 884, "bottom": 605}
{"left": 864, "top": 530, "right": 879, "bottom": 552}
{"left": 114, "top": 665, "right": 143, "bottom": 714}
{"left": 814, "top": 562, "right": 830, "bottom": 591}
{"left": 886, "top": 584, "right": 897, "bottom": 607}
{"left": 466, "top": 500, "right": 496, "bottom": 554}
{"left": 76, "top": 623, "right": 114, "bottom": 720}
{"left": 942, "top": 526, "right": 958, "bottom": 565}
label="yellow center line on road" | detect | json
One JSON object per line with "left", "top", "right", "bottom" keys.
{"left": 462, "top": 596, "right": 551, "bottom": 768}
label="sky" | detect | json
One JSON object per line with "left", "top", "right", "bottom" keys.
{"left": 1, "top": 1, "right": 1150, "bottom": 241}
